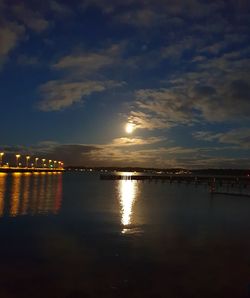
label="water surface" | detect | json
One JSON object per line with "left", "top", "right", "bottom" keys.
{"left": 0, "top": 172, "right": 250, "bottom": 298}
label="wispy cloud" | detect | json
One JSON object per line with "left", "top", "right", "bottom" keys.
{"left": 127, "top": 43, "right": 250, "bottom": 129}
{"left": 38, "top": 43, "right": 125, "bottom": 111}
{"left": 128, "top": 111, "right": 172, "bottom": 130}
{"left": 193, "top": 128, "right": 250, "bottom": 149}
{"left": 53, "top": 44, "right": 123, "bottom": 76}
{"left": 11, "top": 3, "right": 50, "bottom": 33}
{"left": 109, "top": 136, "right": 165, "bottom": 147}
{"left": 128, "top": 88, "right": 196, "bottom": 130}
{"left": 49, "top": 1, "right": 73, "bottom": 17}
{"left": 38, "top": 80, "right": 123, "bottom": 111}
{"left": 0, "top": 21, "right": 25, "bottom": 67}
{"left": 161, "top": 36, "right": 203, "bottom": 60}
{"left": 115, "top": 9, "right": 160, "bottom": 27}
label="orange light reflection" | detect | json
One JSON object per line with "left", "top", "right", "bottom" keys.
{"left": 10, "top": 173, "right": 21, "bottom": 217}
{"left": 0, "top": 173, "right": 7, "bottom": 217}
{"left": 3, "top": 172, "right": 64, "bottom": 217}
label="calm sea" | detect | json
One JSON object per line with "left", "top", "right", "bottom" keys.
{"left": 0, "top": 172, "right": 250, "bottom": 298}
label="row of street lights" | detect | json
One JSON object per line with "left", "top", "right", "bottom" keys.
{"left": 0, "top": 152, "right": 64, "bottom": 169}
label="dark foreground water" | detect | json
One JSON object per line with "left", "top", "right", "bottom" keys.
{"left": 0, "top": 172, "right": 250, "bottom": 298}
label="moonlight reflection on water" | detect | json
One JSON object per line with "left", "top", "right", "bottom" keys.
{"left": 118, "top": 178, "right": 139, "bottom": 234}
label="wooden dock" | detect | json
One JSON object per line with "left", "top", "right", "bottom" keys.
{"left": 211, "top": 191, "right": 250, "bottom": 198}
{"left": 100, "top": 173, "right": 250, "bottom": 184}
{"left": 100, "top": 173, "right": 250, "bottom": 197}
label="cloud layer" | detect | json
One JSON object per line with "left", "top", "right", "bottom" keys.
{"left": 0, "top": 0, "right": 249, "bottom": 168}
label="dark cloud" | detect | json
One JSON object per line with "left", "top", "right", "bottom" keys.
{"left": 45, "top": 144, "right": 101, "bottom": 165}
{"left": 0, "top": 143, "right": 101, "bottom": 166}
{"left": 192, "top": 85, "right": 216, "bottom": 97}
{"left": 228, "top": 79, "right": 250, "bottom": 98}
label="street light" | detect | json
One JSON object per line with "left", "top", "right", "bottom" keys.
{"left": 42, "top": 159, "right": 46, "bottom": 168}
{"left": 35, "top": 157, "right": 39, "bottom": 168}
{"left": 26, "top": 156, "right": 30, "bottom": 168}
{"left": 16, "top": 154, "right": 21, "bottom": 167}
{"left": 54, "top": 160, "right": 57, "bottom": 168}
{"left": 0, "top": 152, "right": 4, "bottom": 167}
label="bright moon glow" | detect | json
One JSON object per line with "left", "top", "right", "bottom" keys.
{"left": 125, "top": 123, "right": 135, "bottom": 134}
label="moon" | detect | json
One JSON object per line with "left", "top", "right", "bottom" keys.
{"left": 125, "top": 123, "right": 135, "bottom": 134}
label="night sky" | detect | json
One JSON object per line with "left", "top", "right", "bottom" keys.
{"left": 0, "top": 0, "right": 250, "bottom": 168}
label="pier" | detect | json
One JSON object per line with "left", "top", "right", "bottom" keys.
{"left": 100, "top": 173, "right": 250, "bottom": 197}
{"left": 100, "top": 173, "right": 250, "bottom": 184}
{"left": 0, "top": 167, "right": 64, "bottom": 173}
{"left": 0, "top": 152, "right": 64, "bottom": 173}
